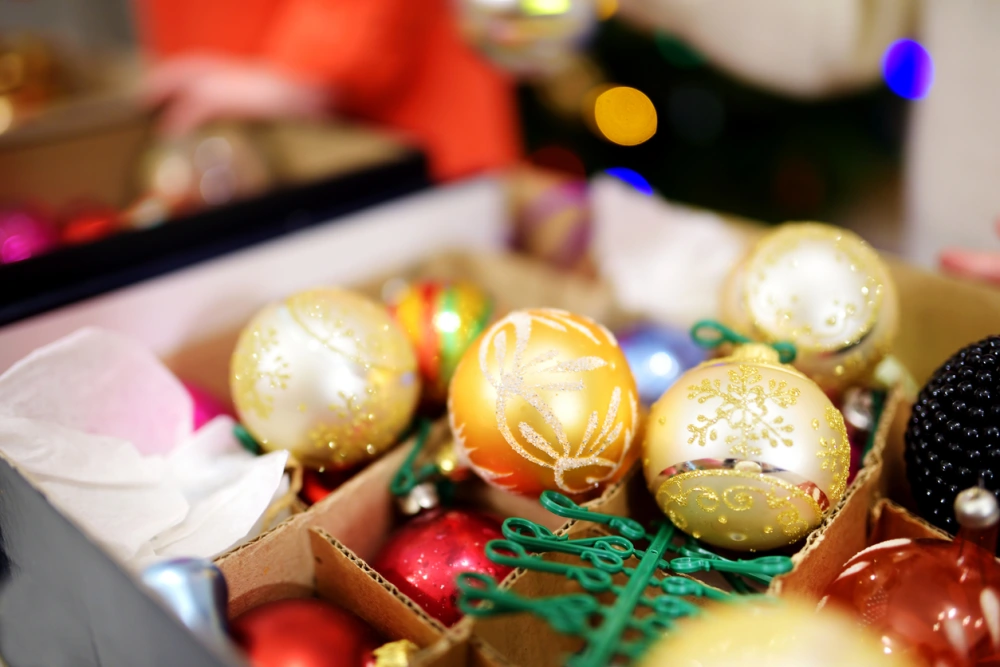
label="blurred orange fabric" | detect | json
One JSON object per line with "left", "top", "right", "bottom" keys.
{"left": 136, "top": 0, "right": 521, "bottom": 181}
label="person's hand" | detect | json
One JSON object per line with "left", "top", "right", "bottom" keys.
{"left": 940, "top": 219, "right": 1000, "bottom": 285}
{"left": 142, "top": 55, "right": 330, "bottom": 136}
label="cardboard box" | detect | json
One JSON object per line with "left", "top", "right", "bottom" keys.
{"left": 0, "top": 180, "right": 507, "bottom": 667}
{"left": 3, "top": 183, "right": 1000, "bottom": 665}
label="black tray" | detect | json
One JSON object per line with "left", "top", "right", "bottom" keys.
{"left": 0, "top": 149, "right": 429, "bottom": 326}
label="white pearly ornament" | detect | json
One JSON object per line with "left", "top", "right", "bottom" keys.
{"left": 230, "top": 287, "right": 419, "bottom": 470}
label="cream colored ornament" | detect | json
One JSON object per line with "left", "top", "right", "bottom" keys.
{"left": 722, "top": 222, "right": 898, "bottom": 394}
{"left": 449, "top": 308, "right": 639, "bottom": 497}
{"left": 230, "top": 288, "right": 419, "bottom": 470}
{"left": 639, "top": 600, "right": 920, "bottom": 667}
{"left": 643, "top": 343, "right": 850, "bottom": 551}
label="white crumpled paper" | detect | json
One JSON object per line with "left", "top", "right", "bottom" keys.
{"left": 591, "top": 175, "right": 750, "bottom": 328}
{"left": 0, "top": 328, "right": 288, "bottom": 569}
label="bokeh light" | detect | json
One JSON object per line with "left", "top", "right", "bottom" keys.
{"left": 594, "top": 86, "right": 657, "bottom": 146}
{"left": 523, "top": 0, "right": 571, "bottom": 16}
{"left": 605, "top": 167, "right": 653, "bottom": 195}
{"left": 597, "top": 0, "right": 618, "bottom": 20}
{"left": 882, "top": 39, "right": 934, "bottom": 100}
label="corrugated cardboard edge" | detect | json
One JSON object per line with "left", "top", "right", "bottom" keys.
{"left": 769, "top": 385, "right": 905, "bottom": 597}
{"left": 869, "top": 497, "right": 952, "bottom": 544}
{"left": 308, "top": 528, "right": 451, "bottom": 656}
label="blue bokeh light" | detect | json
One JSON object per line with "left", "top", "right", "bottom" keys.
{"left": 882, "top": 39, "right": 934, "bottom": 100}
{"left": 604, "top": 167, "right": 654, "bottom": 195}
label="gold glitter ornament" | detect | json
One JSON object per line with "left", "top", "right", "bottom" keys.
{"left": 639, "top": 600, "right": 921, "bottom": 667}
{"left": 230, "top": 288, "right": 419, "bottom": 470}
{"left": 449, "top": 308, "right": 639, "bottom": 497}
{"left": 722, "top": 222, "right": 898, "bottom": 394}
{"left": 643, "top": 343, "right": 850, "bottom": 551}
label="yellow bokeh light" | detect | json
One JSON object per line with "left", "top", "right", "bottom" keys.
{"left": 598, "top": 0, "right": 618, "bottom": 20}
{"left": 594, "top": 86, "right": 657, "bottom": 146}
{"left": 523, "top": 0, "right": 571, "bottom": 16}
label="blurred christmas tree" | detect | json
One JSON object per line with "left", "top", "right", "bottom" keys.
{"left": 520, "top": 19, "right": 906, "bottom": 224}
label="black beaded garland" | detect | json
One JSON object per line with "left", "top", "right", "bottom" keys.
{"left": 905, "top": 335, "right": 1000, "bottom": 536}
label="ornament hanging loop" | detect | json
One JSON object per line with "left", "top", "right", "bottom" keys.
{"left": 389, "top": 418, "right": 435, "bottom": 497}
{"left": 689, "top": 319, "right": 797, "bottom": 365}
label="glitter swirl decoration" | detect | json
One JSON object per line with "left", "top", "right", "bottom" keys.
{"left": 643, "top": 342, "right": 850, "bottom": 551}
{"left": 449, "top": 308, "right": 639, "bottom": 497}
{"left": 722, "top": 222, "right": 899, "bottom": 395}
{"left": 387, "top": 280, "right": 493, "bottom": 406}
{"left": 230, "top": 287, "right": 419, "bottom": 470}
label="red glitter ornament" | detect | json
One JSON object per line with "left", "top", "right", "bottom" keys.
{"left": 372, "top": 509, "right": 511, "bottom": 626}
{"left": 231, "top": 598, "right": 381, "bottom": 667}
{"left": 300, "top": 469, "right": 350, "bottom": 506}
{"left": 820, "top": 488, "right": 1000, "bottom": 666}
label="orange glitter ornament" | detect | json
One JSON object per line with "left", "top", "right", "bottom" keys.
{"left": 448, "top": 308, "right": 639, "bottom": 497}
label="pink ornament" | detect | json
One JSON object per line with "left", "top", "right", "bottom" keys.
{"left": 0, "top": 207, "right": 58, "bottom": 264}
{"left": 821, "top": 488, "right": 1000, "bottom": 666}
{"left": 182, "top": 381, "right": 233, "bottom": 430}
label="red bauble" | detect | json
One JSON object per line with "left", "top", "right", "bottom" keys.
{"left": 62, "top": 208, "right": 119, "bottom": 245}
{"left": 372, "top": 509, "right": 511, "bottom": 626}
{"left": 300, "top": 469, "right": 350, "bottom": 506}
{"left": 820, "top": 537, "right": 1000, "bottom": 666}
{"left": 231, "top": 598, "right": 380, "bottom": 667}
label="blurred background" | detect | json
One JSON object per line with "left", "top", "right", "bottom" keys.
{"left": 0, "top": 0, "right": 993, "bottom": 299}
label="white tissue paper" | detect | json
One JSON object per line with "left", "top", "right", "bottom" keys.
{"left": 591, "top": 175, "right": 750, "bottom": 328}
{"left": 0, "top": 328, "right": 288, "bottom": 569}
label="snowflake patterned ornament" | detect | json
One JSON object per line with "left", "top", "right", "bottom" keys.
{"left": 230, "top": 288, "right": 419, "bottom": 470}
{"left": 449, "top": 308, "right": 639, "bottom": 497}
{"left": 643, "top": 339, "right": 850, "bottom": 551}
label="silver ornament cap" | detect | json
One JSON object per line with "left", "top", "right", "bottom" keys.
{"left": 141, "top": 558, "right": 229, "bottom": 651}
{"left": 955, "top": 487, "right": 1000, "bottom": 530}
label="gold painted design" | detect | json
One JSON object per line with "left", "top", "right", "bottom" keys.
{"left": 469, "top": 309, "right": 635, "bottom": 494}
{"left": 656, "top": 469, "right": 820, "bottom": 543}
{"left": 287, "top": 290, "right": 406, "bottom": 371}
{"left": 817, "top": 405, "right": 851, "bottom": 503}
{"left": 372, "top": 640, "right": 419, "bottom": 667}
{"left": 231, "top": 326, "right": 289, "bottom": 420}
{"left": 686, "top": 364, "right": 801, "bottom": 458}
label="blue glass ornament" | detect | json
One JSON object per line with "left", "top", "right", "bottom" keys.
{"left": 617, "top": 323, "right": 707, "bottom": 405}
{"left": 141, "top": 558, "right": 229, "bottom": 650}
